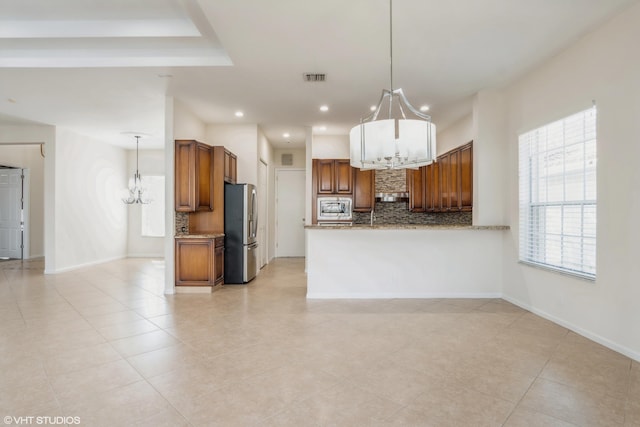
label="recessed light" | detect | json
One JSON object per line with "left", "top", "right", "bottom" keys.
{"left": 7, "top": 98, "right": 17, "bottom": 104}
{"left": 370, "top": 105, "right": 376, "bottom": 111}
{"left": 319, "top": 105, "right": 329, "bottom": 112}
{"left": 283, "top": 133, "right": 290, "bottom": 138}
{"left": 420, "top": 105, "right": 430, "bottom": 112}
{"left": 315, "top": 126, "right": 327, "bottom": 132}
{"left": 235, "top": 111, "right": 244, "bottom": 118}
{"left": 157, "top": 74, "right": 173, "bottom": 78}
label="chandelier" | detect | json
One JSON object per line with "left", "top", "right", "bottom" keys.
{"left": 349, "top": 0, "right": 436, "bottom": 170}
{"left": 122, "top": 135, "right": 151, "bottom": 204}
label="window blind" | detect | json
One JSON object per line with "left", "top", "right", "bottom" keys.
{"left": 518, "top": 106, "right": 597, "bottom": 279}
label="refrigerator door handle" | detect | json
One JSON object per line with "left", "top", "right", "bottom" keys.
{"left": 251, "top": 187, "right": 258, "bottom": 239}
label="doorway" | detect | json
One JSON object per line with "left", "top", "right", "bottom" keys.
{"left": 0, "top": 167, "right": 28, "bottom": 259}
{"left": 275, "top": 169, "right": 305, "bottom": 257}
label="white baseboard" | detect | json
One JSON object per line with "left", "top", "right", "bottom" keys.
{"left": 306, "top": 292, "right": 503, "bottom": 299}
{"left": 48, "top": 255, "right": 126, "bottom": 274}
{"left": 502, "top": 294, "right": 640, "bottom": 363}
{"left": 127, "top": 253, "right": 164, "bottom": 258}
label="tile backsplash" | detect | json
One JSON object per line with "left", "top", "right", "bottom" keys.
{"left": 175, "top": 212, "right": 189, "bottom": 235}
{"left": 353, "top": 203, "right": 472, "bottom": 225}
{"left": 376, "top": 169, "right": 406, "bottom": 192}
{"left": 353, "top": 168, "right": 472, "bottom": 226}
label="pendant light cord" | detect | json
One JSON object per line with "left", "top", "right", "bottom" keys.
{"left": 389, "top": 0, "right": 393, "bottom": 92}
{"left": 135, "top": 135, "right": 140, "bottom": 176}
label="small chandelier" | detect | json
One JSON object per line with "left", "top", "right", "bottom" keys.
{"left": 350, "top": 0, "right": 436, "bottom": 170}
{"left": 122, "top": 135, "right": 151, "bottom": 204}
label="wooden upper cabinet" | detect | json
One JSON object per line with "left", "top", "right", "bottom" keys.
{"left": 175, "top": 140, "right": 197, "bottom": 212}
{"left": 438, "top": 153, "right": 450, "bottom": 210}
{"left": 196, "top": 143, "right": 214, "bottom": 211}
{"left": 448, "top": 149, "right": 460, "bottom": 211}
{"left": 353, "top": 168, "right": 375, "bottom": 212}
{"left": 459, "top": 142, "right": 473, "bottom": 211}
{"left": 224, "top": 149, "right": 237, "bottom": 184}
{"left": 316, "top": 159, "right": 335, "bottom": 194}
{"left": 429, "top": 141, "right": 473, "bottom": 213}
{"left": 334, "top": 160, "right": 353, "bottom": 194}
{"left": 315, "top": 159, "right": 352, "bottom": 194}
{"left": 175, "top": 140, "right": 215, "bottom": 212}
{"left": 407, "top": 168, "right": 426, "bottom": 212}
{"left": 426, "top": 161, "right": 440, "bottom": 212}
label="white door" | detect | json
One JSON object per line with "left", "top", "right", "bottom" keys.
{"left": 0, "top": 168, "right": 23, "bottom": 259}
{"left": 276, "top": 169, "right": 306, "bottom": 257}
{"left": 258, "top": 160, "right": 268, "bottom": 268}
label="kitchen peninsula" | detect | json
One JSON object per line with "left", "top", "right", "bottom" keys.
{"left": 305, "top": 224, "right": 509, "bottom": 299}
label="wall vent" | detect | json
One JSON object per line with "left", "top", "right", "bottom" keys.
{"left": 281, "top": 153, "right": 294, "bottom": 166}
{"left": 303, "top": 73, "right": 326, "bottom": 82}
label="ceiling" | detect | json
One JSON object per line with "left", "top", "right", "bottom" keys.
{"left": 0, "top": 0, "right": 637, "bottom": 150}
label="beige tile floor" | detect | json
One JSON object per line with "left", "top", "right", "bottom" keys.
{"left": 0, "top": 257, "right": 638, "bottom": 426}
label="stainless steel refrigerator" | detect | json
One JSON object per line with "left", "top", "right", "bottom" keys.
{"left": 224, "top": 183, "right": 258, "bottom": 283}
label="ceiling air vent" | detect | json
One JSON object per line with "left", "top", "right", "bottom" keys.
{"left": 303, "top": 73, "right": 326, "bottom": 82}
{"left": 281, "top": 153, "right": 294, "bottom": 166}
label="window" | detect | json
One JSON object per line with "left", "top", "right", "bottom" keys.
{"left": 141, "top": 176, "right": 165, "bottom": 237}
{"left": 518, "top": 106, "right": 596, "bottom": 280}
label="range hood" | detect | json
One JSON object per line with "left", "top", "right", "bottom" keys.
{"left": 375, "top": 192, "right": 409, "bottom": 202}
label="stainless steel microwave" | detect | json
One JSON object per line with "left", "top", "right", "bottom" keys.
{"left": 317, "top": 197, "right": 352, "bottom": 221}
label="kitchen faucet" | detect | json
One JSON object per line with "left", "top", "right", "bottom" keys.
{"left": 370, "top": 209, "right": 375, "bottom": 226}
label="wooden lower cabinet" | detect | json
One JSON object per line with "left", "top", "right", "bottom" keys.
{"left": 213, "top": 237, "right": 224, "bottom": 286}
{"left": 175, "top": 237, "right": 224, "bottom": 289}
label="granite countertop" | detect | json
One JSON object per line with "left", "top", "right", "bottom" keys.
{"left": 305, "top": 224, "right": 509, "bottom": 230}
{"left": 175, "top": 233, "right": 225, "bottom": 238}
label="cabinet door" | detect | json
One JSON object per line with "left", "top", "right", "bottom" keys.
{"left": 175, "top": 140, "right": 196, "bottom": 212}
{"left": 448, "top": 150, "right": 460, "bottom": 211}
{"left": 353, "top": 168, "right": 375, "bottom": 212}
{"left": 214, "top": 237, "right": 224, "bottom": 286}
{"left": 439, "top": 154, "right": 450, "bottom": 210}
{"left": 407, "top": 168, "right": 425, "bottom": 212}
{"left": 334, "top": 160, "right": 353, "bottom": 194}
{"left": 229, "top": 153, "right": 237, "bottom": 184}
{"left": 196, "top": 143, "right": 214, "bottom": 211}
{"left": 430, "top": 162, "right": 441, "bottom": 212}
{"left": 175, "top": 239, "right": 213, "bottom": 286}
{"left": 223, "top": 150, "right": 237, "bottom": 184}
{"left": 316, "top": 159, "right": 335, "bottom": 194}
{"left": 460, "top": 142, "right": 473, "bottom": 211}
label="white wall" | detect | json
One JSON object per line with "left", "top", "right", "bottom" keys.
{"left": 53, "top": 128, "right": 128, "bottom": 272}
{"left": 274, "top": 148, "right": 306, "bottom": 168}
{"left": 307, "top": 229, "right": 504, "bottom": 298}
{"left": 126, "top": 149, "right": 165, "bottom": 257}
{"left": 500, "top": 1, "right": 640, "bottom": 360}
{"left": 472, "top": 90, "right": 508, "bottom": 226}
{"left": 437, "top": 113, "right": 473, "bottom": 154}
{"left": 206, "top": 124, "right": 259, "bottom": 186}
{"left": 0, "top": 143, "right": 44, "bottom": 258}
{"left": 173, "top": 99, "right": 206, "bottom": 142}
{"left": 311, "top": 134, "right": 349, "bottom": 159}
{"left": 258, "top": 128, "right": 275, "bottom": 263}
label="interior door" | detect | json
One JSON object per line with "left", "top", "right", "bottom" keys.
{"left": 276, "top": 169, "right": 306, "bottom": 257}
{"left": 0, "top": 168, "right": 23, "bottom": 259}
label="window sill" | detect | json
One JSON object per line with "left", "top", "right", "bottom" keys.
{"left": 518, "top": 260, "right": 596, "bottom": 282}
